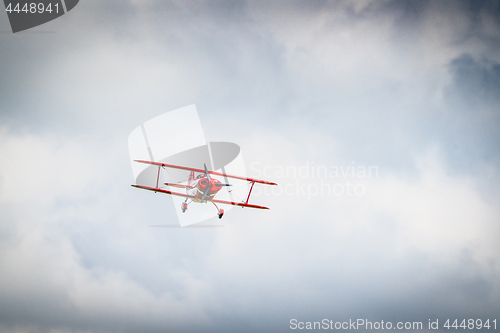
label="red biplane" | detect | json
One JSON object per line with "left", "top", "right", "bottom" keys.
{"left": 131, "top": 160, "right": 277, "bottom": 219}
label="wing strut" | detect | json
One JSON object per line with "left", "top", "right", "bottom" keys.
{"left": 245, "top": 181, "right": 256, "bottom": 205}
{"left": 155, "top": 166, "right": 161, "bottom": 191}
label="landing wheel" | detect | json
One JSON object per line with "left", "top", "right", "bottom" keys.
{"left": 181, "top": 202, "right": 188, "bottom": 213}
{"left": 212, "top": 202, "right": 224, "bottom": 219}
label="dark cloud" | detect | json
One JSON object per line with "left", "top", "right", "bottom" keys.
{"left": 434, "top": 54, "right": 500, "bottom": 189}
{"left": 449, "top": 54, "right": 500, "bottom": 107}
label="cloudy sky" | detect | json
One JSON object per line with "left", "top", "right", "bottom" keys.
{"left": 1, "top": 0, "right": 500, "bottom": 332}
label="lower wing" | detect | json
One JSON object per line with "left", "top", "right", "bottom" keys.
{"left": 131, "top": 185, "right": 194, "bottom": 199}
{"left": 132, "top": 185, "right": 269, "bottom": 209}
{"left": 212, "top": 198, "right": 270, "bottom": 210}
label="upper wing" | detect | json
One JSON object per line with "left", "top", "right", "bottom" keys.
{"left": 131, "top": 185, "right": 194, "bottom": 199}
{"left": 134, "top": 160, "right": 277, "bottom": 186}
{"left": 212, "top": 198, "right": 270, "bottom": 210}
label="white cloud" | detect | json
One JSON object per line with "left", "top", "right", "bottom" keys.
{"left": 0, "top": 129, "right": 213, "bottom": 332}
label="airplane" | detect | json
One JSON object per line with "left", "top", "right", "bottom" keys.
{"left": 131, "top": 160, "right": 277, "bottom": 219}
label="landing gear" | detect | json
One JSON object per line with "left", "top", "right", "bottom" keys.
{"left": 212, "top": 201, "right": 224, "bottom": 219}
{"left": 181, "top": 199, "right": 188, "bottom": 213}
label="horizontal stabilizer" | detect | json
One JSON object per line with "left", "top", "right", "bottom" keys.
{"left": 164, "top": 182, "right": 194, "bottom": 189}
{"left": 131, "top": 185, "right": 194, "bottom": 199}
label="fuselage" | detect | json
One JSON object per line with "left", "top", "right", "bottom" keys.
{"left": 188, "top": 175, "right": 223, "bottom": 202}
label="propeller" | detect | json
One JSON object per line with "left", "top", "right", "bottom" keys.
{"left": 200, "top": 184, "right": 211, "bottom": 202}
{"left": 204, "top": 163, "right": 211, "bottom": 181}
{"left": 200, "top": 163, "right": 231, "bottom": 201}
{"left": 201, "top": 163, "right": 211, "bottom": 202}
{"left": 215, "top": 183, "right": 232, "bottom": 187}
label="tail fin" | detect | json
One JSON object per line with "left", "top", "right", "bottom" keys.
{"left": 188, "top": 171, "right": 195, "bottom": 187}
